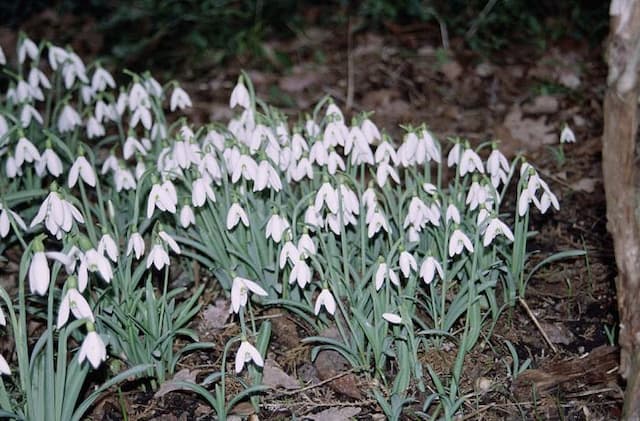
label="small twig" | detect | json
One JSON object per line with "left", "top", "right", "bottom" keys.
{"left": 518, "top": 297, "right": 558, "bottom": 353}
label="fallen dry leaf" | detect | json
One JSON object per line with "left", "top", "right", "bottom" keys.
{"left": 202, "top": 299, "right": 230, "bottom": 329}
{"left": 440, "top": 60, "right": 463, "bottom": 81}
{"left": 497, "top": 106, "right": 556, "bottom": 155}
{"left": 154, "top": 369, "right": 197, "bottom": 399}
{"left": 523, "top": 95, "right": 559, "bottom": 114}
{"left": 305, "top": 406, "right": 361, "bottom": 421}
{"left": 539, "top": 322, "right": 575, "bottom": 345}
{"left": 314, "top": 327, "right": 362, "bottom": 399}
{"left": 279, "top": 71, "right": 320, "bottom": 93}
{"left": 263, "top": 357, "right": 299, "bottom": 389}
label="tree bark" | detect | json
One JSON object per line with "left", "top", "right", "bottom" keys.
{"left": 603, "top": 1, "right": 640, "bottom": 419}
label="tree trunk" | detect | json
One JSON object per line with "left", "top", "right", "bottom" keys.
{"left": 603, "top": 2, "right": 640, "bottom": 419}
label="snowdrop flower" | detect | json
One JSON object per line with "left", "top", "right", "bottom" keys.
{"left": 30, "top": 190, "right": 85, "bottom": 239}
{"left": 314, "top": 289, "right": 336, "bottom": 315}
{"left": 159, "top": 231, "right": 181, "bottom": 255}
{"left": 538, "top": 189, "right": 560, "bottom": 214}
{"left": 253, "top": 160, "right": 282, "bottom": 192}
{"left": 57, "top": 282, "right": 94, "bottom": 328}
{"left": 86, "top": 116, "right": 105, "bottom": 139}
{"left": 29, "top": 248, "right": 50, "bottom": 296}
{"left": 560, "top": 124, "right": 576, "bottom": 144}
{"left": 226, "top": 202, "right": 249, "bottom": 230}
{"left": 290, "top": 156, "right": 314, "bottom": 182}
{"left": 486, "top": 148, "right": 509, "bottom": 187}
{"left": 314, "top": 182, "right": 338, "bottom": 214}
{"left": 0, "top": 204, "right": 27, "bottom": 238}
{"left": 375, "top": 140, "right": 398, "bottom": 165}
{"left": 326, "top": 149, "right": 346, "bottom": 175}
{"left": 130, "top": 106, "right": 152, "bottom": 130}
{"left": 367, "top": 209, "right": 391, "bottom": 238}
{"left": 78, "top": 249, "right": 113, "bottom": 290}
{"left": 447, "top": 142, "right": 462, "bottom": 167}
{"left": 170, "top": 86, "right": 192, "bottom": 111}
{"left": 399, "top": 250, "right": 417, "bottom": 278}
{"left": 361, "top": 118, "right": 381, "bottom": 144}
{"left": 375, "top": 261, "right": 399, "bottom": 291}
{"left": 18, "top": 37, "right": 39, "bottom": 64}
{"left": 483, "top": 217, "right": 515, "bottom": 246}
{"left": 421, "top": 129, "right": 441, "bottom": 163}
{"left": 449, "top": 228, "right": 474, "bottom": 257}
{"left": 289, "top": 259, "right": 311, "bottom": 288}
{"left": 477, "top": 207, "right": 490, "bottom": 228}
{"left": 235, "top": 340, "right": 263, "bottom": 373}
{"left": 304, "top": 205, "right": 323, "bottom": 230}
{"left": 114, "top": 167, "right": 136, "bottom": 192}
{"left": 309, "top": 140, "right": 328, "bottom": 166}
{"left": 445, "top": 204, "right": 461, "bottom": 224}
{"left": 127, "top": 232, "right": 145, "bottom": 259}
{"left": 58, "top": 104, "right": 82, "bottom": 133}
{"left": 91, "top": 66, "right": 116, "bottom": 92}
{"left": 230, "top": 79, "right": 250, "bottom": 109}
{"left": 0, "top": 46, "right": 5, "bottom": 65}
{"left": 15, "top": 136, "right": 40, "bottom": 168}
{"left": 48, "top": 45, "right": 68, "bottom": 70}
{"left": 517, "top": 189, "right": 532, "bottom": 217}
{"left": 0, "top": 307, "right": 3, "bottom": 326}
{"left": 146, "top": 243, "right": 170, "bottom": 271}
{"left": 266, "top": 214, "right": 290, "bottom": 243}
{"left": 230, "top": 154, "right": 258, "bottom": 183}
{"left": 20, "top": 104, "right": 43, "bottom": 127}
{"left": 147, "top": 180, "right": 178, "bottom": 217}
{"left": 98, "top": 232, "right": 118, "bottom": 262}
{"left": 297, "top": 233, "right": 316, "bottom": 257}
{"left": 466, "top": 180, "right": 487, "bottom": 211}
{"left": 382, "top": 313, "right": 402, "bottom": 324}
{"left": 68, "top": 155, "right": 96, "bottom": 188}
{"left": 180, "top": 204, "right": 195, "bottom": 228}
{"left": 231, "top": 275, "right": 268, "bottom": 313}
{"left": 420, "top": 256, "right": 444, "bottom": 285}
{"left": 123, "top": 135, "right": 147, "bottom": 159}
{"left": 78, "top": 327, "right": 107, "bottom": 369}
{"left": 0, "top": 355, "right": 10, "bottom": 376}
{"left": 279, "top": 241, "right": 299, "bottom": 269}
{"left": 398, "top": 132, "right": 419, "bottom": 167}
{"left": 376, "top": 160, "right": 400, "bottom": 188}
{"left": 128, "top": 82, "right": 149, "bottom": 110}
{"left": 459, "top": 148, "right": 484, "bottom": 176}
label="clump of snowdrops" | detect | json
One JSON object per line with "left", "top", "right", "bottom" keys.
{"left": 0, "top": 34, "right": 565, "bottom": 420}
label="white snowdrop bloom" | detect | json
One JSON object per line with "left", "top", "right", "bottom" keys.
{"left": 0, "top": 306, "right": 4, "bottom": 326}
{"left": 477, "top": 207, "right": 490, "bottom": 228}
{"left": 486, "top": 148, "right": 509, "bottom": 177}
{"left": 297, "top": 233, "right": 316, "bottom": 257}
{"left": 361, "top": 118, "right": 381, "bottom": 144}
{"left": 325, "top": 212, "right": 342, "bottom": 235}
{"left": 179, "top": 204, "right": 195, "bottom": 228}
{"left": 309, "top": 140, "right": 328, "bottom": 166}
{"left": 231, "top": 154, "right": 258, "bottom": 184}
{"left": 483, "top": 217, "right": 514, "bottom": 246}
{"left": 427, "top": 203, "right": 441, "bottom": 226}
{"left": 459, "top": 148, "right": 484, "bottom": 177}
{"left": 350, "top": 134, "right": 375, "bottom": 166}
{"left": 375, "top": 141, "right": 398, "bottom": 165}
{"left": 421, "top": 129, "right": 441, "bottom": 163}
{"left": 279, "top": 241, "right": 299, "bottom": 269}
{"left": 231, "top": 275, "right": 268, "bottom": 313}
{"left": 538, "top": 189, "right": 560, "bottom": 214}
{"left": 48, "top": 45, "right": 68, "bottom": 70}
{"left": 158, "top": 231, "right": 181, "bottom": 255}
{"left": 399, "top": 251, "right": 417, "bottom": 278}
{"left": 29, "top": 250, "right": 50, "bottom": 295}
{"left": 147, "top": 181, "right": 177, "bottom": 218}
{"left": 560, "top": 124, "right": 576, "bottom": 144}
{"left": 305, "top": 119, "right": 320, "bottom": 137}
{"left": 382, "top": 313, "right": 402, "bottom": 324}
{"left": 447, "top": 143, "right": 462, "bottom": 167}
{"left": 15, "top": 136, "right": 40, "bottom": 167}
{"left": 18, "top": 37, "right": 38, "bottom": 64}
{"left": 290, "top": 156, "right": 314, "bottom": 182}
{"left": 404, "top": 196, "right": 427, "bottom": 230}
{"left": 91, "top": 66, "right": 116, "bottom": 92}
{"left": 20, "top": 104, "right": 43, "bottom": 127}
{"left": 173, "top": 139, "right": 194, "bottom": 169}
{"left": 130, "top": 106, "right": 152, "bottom": 130}
{"left": 249, "top": 124, "right": 274, "bottom": 153}
{"left": 375, "top": 262, "right": 399, "bottom": 291}
{"left": 199, "top": 152, "right": 223, "bottom": 183}
{"left": 58, "top": 104, "right": 82, "bottom": 133}
{"left": 323, "top": 121, "right": 349, "bottom": 148}
{"left": 0, "top": 115, "right": 7, "bottom": 137}
{"left": 128, "top": 82, "right": 149, "bottom": 110}
{"left": 345, "top": 125, "right": 364, "bottom": 155}
{"left": 78, "top": 330, "right": 107, "bottom": 369}
{"left": 367, "top": 209, "right": 391, "bottom": 238}
{"left": 123, "top": 136, "right": 147, "bottom": 160}
{"left": 170, "top": 86, "right": 192, "bottom": 111}
{"left": 314, "top": 182, "right": 339, "bottom": 214}
{"left": 146, "top": 243, "right": 170, "bottom": 271}
{"left": 57, "top": 287, "right": 94, "bottom": 328}
{"left": 304, "top": 205, "right": 323, "bottom": 229}
{"left": 68, "top": 51, "right": 88, "bottom": 82}
{"left": 445, "top": 204, "right": 461, "bottom": 224}
{"left": 6, "top": 156, "right": 21, "bottom": 178}
{"left": 326, "top": 150, "right": 346, "bottom": 175}
{"left": 30, "top": 191, "right": 84, "bottom": 239}
{"left": 230, "top": 79, "right": 250, "bottom": 109}
{"left": 115, "top": 91, "right": 128, "bottom": 116}
{"left": 253, "top": 160, "right": 282, "bottom": 192}
{"left": 362, "top": 186, "right": 377, "bottom": 210}
{"left": 80, "top": 85, "right": 95, "bottom": 105}
{"left": 226, "top": 202, "right": 249, "bottom": 230}
{"left": 517, "top": 189, "right": 532, "bottom": 217}
{"left": 191, "top": 177, "right": 216, "bottom": 207}
{"left": 16, "top": 79, "right": 35, "bottom": 103}
{"left": 143, "top": 76, "right": 162, "bottom": 98}
{"left": 79, "top": 249, "right": 113, "bottom": 288}
{"left": 449, "top": 229, "right": 474, "bottom": 257}
{"left": 376, "top": 160, "right": 400, "bottom": 188}
{"left": 339, "top": 184, "right": 359, "bottom": 216}
{"left": 86, "top": 116, "right": 105, "bottom": 139}
{"left": 0, "top": 354, "right": 10, "bottom": 376}
{"left": 95, "top": 100, "right": 115, "bottom": 123}
{"left": 466, "top": 181, "right": 487, "bottom": 211}
{"left": 98, "top": 233, "right": 118, "bottom": 262}
{"left": 266, "top": 214, "right": 290, "bottom": 243}
{"left": 420, "top": 256, "right": 444, "bottom": 285}
{"left": 61, "top": 61, "right": 87, "bottom": 89}
{"left": 235, "top": 341, "right": 263, "bottom": 373}
{"left": 127, "top": 232, "right": 145, "bottom": 260}
{"left": 135, "top": 161, "right": 146, "bottom": 180}
{"left": 399, "top": 132, "right": 419, "bottom": 167}
{"left": 290, "top": 133, "right": 309, "bottom": 159}
{"left": 0, "top": 46, "right": 5, "bottom": 65}
{"left": 314, "top": 289, "right": 336, "bottom": 315}
{"left": 289, "top": 259, "right": 311, "bottom": 288}
{"left": 407, "top": 226, "right": 420, "bottom": 242}
{"left": 114, "top": 167, "right": 136, "bottom": 192}
{"left": 68, "top": 156, "right": 97, "bottom": 188}
{"left": 0, "top": 204, "right": 27, "bottom": 238}
{"left": 45, "top": 246, "right": 82, "bottom": 275}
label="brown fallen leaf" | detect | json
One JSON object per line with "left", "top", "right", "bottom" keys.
{"left": 523, "top": 95, "right": 559, "bottom": 114}
{"left": 571, "top": 178, "right": 598, "bottom": 193}
{"left": 305, "top": 406, "right": 361, "bottom": 421}
{"left": 440, "top": 60, "right": 463, "bottom": 81}
{"left": 263, "top": 357, "right": 299, "bottom": 389}
{"left": 266, "top": 309, "right": 300, "bottom": 349}
{"left": 202, "top": 299, "right": 230, "bottom": 329}
{"left": 539, "top": 322, "right": 575, "bottom": 345}
{"left": 496, "top": 106, "right": 556, "bottom": 156}
{"left": 314, "top": 327, "right": 362, "bottom": 399}
{"left": 154, "top": 369, "right": 197, "bottom": 399}
{"left": 279, "top": 72, "right": 320, "bottom": 93}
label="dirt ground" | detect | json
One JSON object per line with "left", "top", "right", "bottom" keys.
{"left": 7, "top": 7, "right": 622, "bottom": 420}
